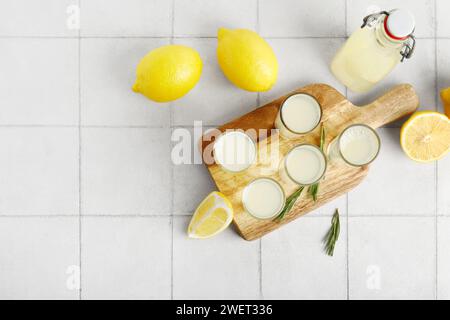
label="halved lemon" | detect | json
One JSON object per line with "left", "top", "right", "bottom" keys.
{"left": 188, "top": 191, "right": 233, "bottom": 239}
{"left": 400, "top": 111, "right": 450, "bottom": 162}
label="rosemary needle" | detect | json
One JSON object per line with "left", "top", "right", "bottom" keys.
{"left": 324, "top": 209, "right": 340, "bottom": 256}
{"left": 273, "top": 186, "right": 305, "bottom": 222}
{"left": 319, "top": 124, "right": 326, "bottom": 151}
{"left": 308, "top": 182, "right": 319, "bottom": 202}
{"left": 308, "top": 124, "right": 326, "bottom": 202}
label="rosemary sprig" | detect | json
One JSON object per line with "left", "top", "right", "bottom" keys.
{"left": 324, "top": 209, "right": 340, "bottom": 256}
{"left": 319, "top": 124, "right": 326, "bottom": 151}
{"left": 308, "top": 183, "right": 319, "bottom": 201}
{"left": 273, "top": 186, "right": 305, "bottom": 222}
{"left": 308, "top": 124, "right": 326, "bottom": 202}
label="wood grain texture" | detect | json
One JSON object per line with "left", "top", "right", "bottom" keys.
{"left": 201, "top": 83, "right": 419, "bottom": 240}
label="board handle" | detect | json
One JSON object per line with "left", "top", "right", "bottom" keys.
{"left": 358, "top": 84, "right": 419, "bottom": 128}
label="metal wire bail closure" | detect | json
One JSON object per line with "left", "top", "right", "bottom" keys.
{"left": 360, "top": 10, "right": 415, "bottom": 62}
{"left": 400, "top": 35, "right": 415, "bottom": 62}
{"left": 361, "top": 11, "right": 389, "bottom": 28}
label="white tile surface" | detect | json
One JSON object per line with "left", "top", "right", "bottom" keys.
{"left": 173, "top": 127, "right": 216, "bottom": 214}
{"left": 174, "top": 163, "right": 215, "bottom": 214}
{"left": 80, "top": 0, "right": 172, "bottom": 36}
{"left": 259, "top": 0, "right": 346, "bottom": 37}
{"left": 347, "top": 39, "right": 436, "bottom": 125}
{"left": 0, "top": 128, "right": 79, "bottom": 215}
{"left": 438, "top": 217, "right": 450, "bottom": 299}
{"left": 346, "top": 0, "right": 435, "bottom": 38}
{"left": 81, "top": 128, "right": 171, "bottom": 215}
{"left": 436, "top": 0, "right": 449, "bottom": 38}
{"left": 81, "top": 38, "right": 170, "bottom": 126}
{"left": 81, "top": 217, "right": 171, "bottom": 299}
{"left": 0, "top": 39, "right": 78, "bottom": 125}
{"left": 262, "top": 217, "right": 347, "bottom": 299}
{"left": 437, "top": 40, "right": 450, "bottom": 217}
{"left": 174, "top": 0, "right": 257, "bottom": 37}
{"left": 438, "top": 156, "right": 450, "bottom": 216}
{"left": 260, "top": 38, "right": 346, "bottom": 105}
{"left": 305, "top": 195, "right": 347, "bottom": 218}
{"left": 348, "top": 128, "right": 435, "bottom": 216}
{"left": 437, "top": 39, "right": 450, "bottom": 115}
{"left": 172, "top": 38, "right": 257, "bottom": 126}
{"left": 173, "top": 217, "right": 259, "bottom": 299}
{"left": 348, "top": 217, "right": 435, "bottom": 299}
{"left": 0, "top": 217, "right": 79, "bottom": 299}
{"left": 0, "top": 0, "right": 79, "bottom": 36}
{"left": 0, "top": 0, "right": 447, "bottom": 300}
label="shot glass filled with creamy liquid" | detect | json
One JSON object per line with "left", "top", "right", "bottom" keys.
{"left": 280, "top": 144, "right": 327, "bottom": 186}
{"left": 242, "top": 178, "right": 285, "bottom": 219}
{"left": 328, "top": 124, "right": 380, "bottom": 166}
{"left": 275, "top": 93, "right": 322, "bottom": 138}
{"left": 213, "top": 131, "right": 256, "bottom": 173}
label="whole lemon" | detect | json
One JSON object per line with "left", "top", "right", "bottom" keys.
{"left": 217, "top": 28, "right": 278, "bottom": 92}
{"left": 133, "top": 45, "right": 202, "bottom": 102}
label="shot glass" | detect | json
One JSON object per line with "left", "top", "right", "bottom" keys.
{"left": 280, "top": 144, "right": 327, "bottom": 186}
{"left": 242, "top": 177, "right": 285, "bottom": 220}
{"left": 213, "top": 131, "right": 257, "bottom": 173}
{"left": 327, "top": 124, "right": 381, "bottom": 167}
{"left": 274, "top": 93, "right": 322, "bottom": 139}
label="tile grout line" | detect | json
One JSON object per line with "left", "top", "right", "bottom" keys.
{"left": 345, "top": 100, "right": 350, "bottom": 300}
{"left": 344, "top": 0, "right": 348, "bottom": 38}
{"left": 255, "top": 0, "right": 264, "bottom": 300}
{"left": 0, "top": 213, "right": 443, "bottom": 218}
{"left": 344, "top": 0, "right": 349, "bottom": 300}
{"left": 1, "top": 35, "right": 444, "bottom": 40}
{"left": 0, "top": 214, "right": 177, "bottom": 218}
{"left": 435, "top": 161, "right": 439, "bottom": 300}
{"left": 0, "top": 124, "right": 407, "bottom": 129}
{"left": 259, "top": 239, "right": 263, "bottom": 300}
{"left": 77, "top": 0, "right": 82, "bottom": 301}
{"left": 434, "top": 0, "right": 439, "bottom": 300}
{"left": 0, "top": 124, "right": 172, "bottom": 128}
{"left": 170, "top": 0, "right": 176, "bottom": 301}
{"left": 346, "top": 193, "right": 350, "bottom": 300}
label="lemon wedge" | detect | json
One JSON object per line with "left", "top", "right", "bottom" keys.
{"left": 400, "top": 111, "right": 450, "bottom": 162}
{"left": 188, "top": 192, "right": 233, "bottom": 239}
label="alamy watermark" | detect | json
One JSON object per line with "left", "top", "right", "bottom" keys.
{"left": 66, "top": 265, "right": 80, "bottom": 291}
{"left": 171, "top": 121, "right": 282, "bottom": 175}
{"left": 66, "top": 4, "right": 80, "bottom": 30}
{"left": 366, "top": 264, "right": 381, "bottom": 290}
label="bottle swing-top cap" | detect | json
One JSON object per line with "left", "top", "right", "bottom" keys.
{"left": 384, "top": 9, "right": 415, "bottom": 40}
{"left": 360, "top": 8, "right": 416, "bottom": 61}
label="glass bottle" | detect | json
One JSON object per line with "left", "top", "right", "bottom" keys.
{"left": 330, "top": 9, "right": 416, "bottom": 93}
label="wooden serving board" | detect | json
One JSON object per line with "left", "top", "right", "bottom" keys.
{"left": 200, "top": 83, "right": 419, "bottom": 241}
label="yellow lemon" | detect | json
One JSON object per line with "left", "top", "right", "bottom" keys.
{"left": 440, "top": 87, "right": 450, "bottom": 118}
{"left": 132, "top": 45, "right": 202, "bottom": 102}
{"left": 400, "top": 111, "right": 450, "bottom": 162}
{"left": 188, "top": 192, "right": 233, "bottom": 239}
{"left": 217, "top": 28, "right": 278, "bottom": 92}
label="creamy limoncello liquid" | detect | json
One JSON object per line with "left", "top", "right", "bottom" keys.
{"left": 242, "top": 178, "right": 285, "bottom": 219}
{"left": 283, "top": 144, "right": 326, "bottom": 185}
{"left": 213, "top": 131, "right": 256, "bottom": 173}
{"left": 329, "top": 124, "right": 380, "bottom": 166}
{"left": 331, "top": 26, "right": 402, "bottom": 93}
{"left": 275, "top": 93, "right": 321, "bottom": 138}
{"left": 339, "top": 125, "right": 380, "bottom": 165}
